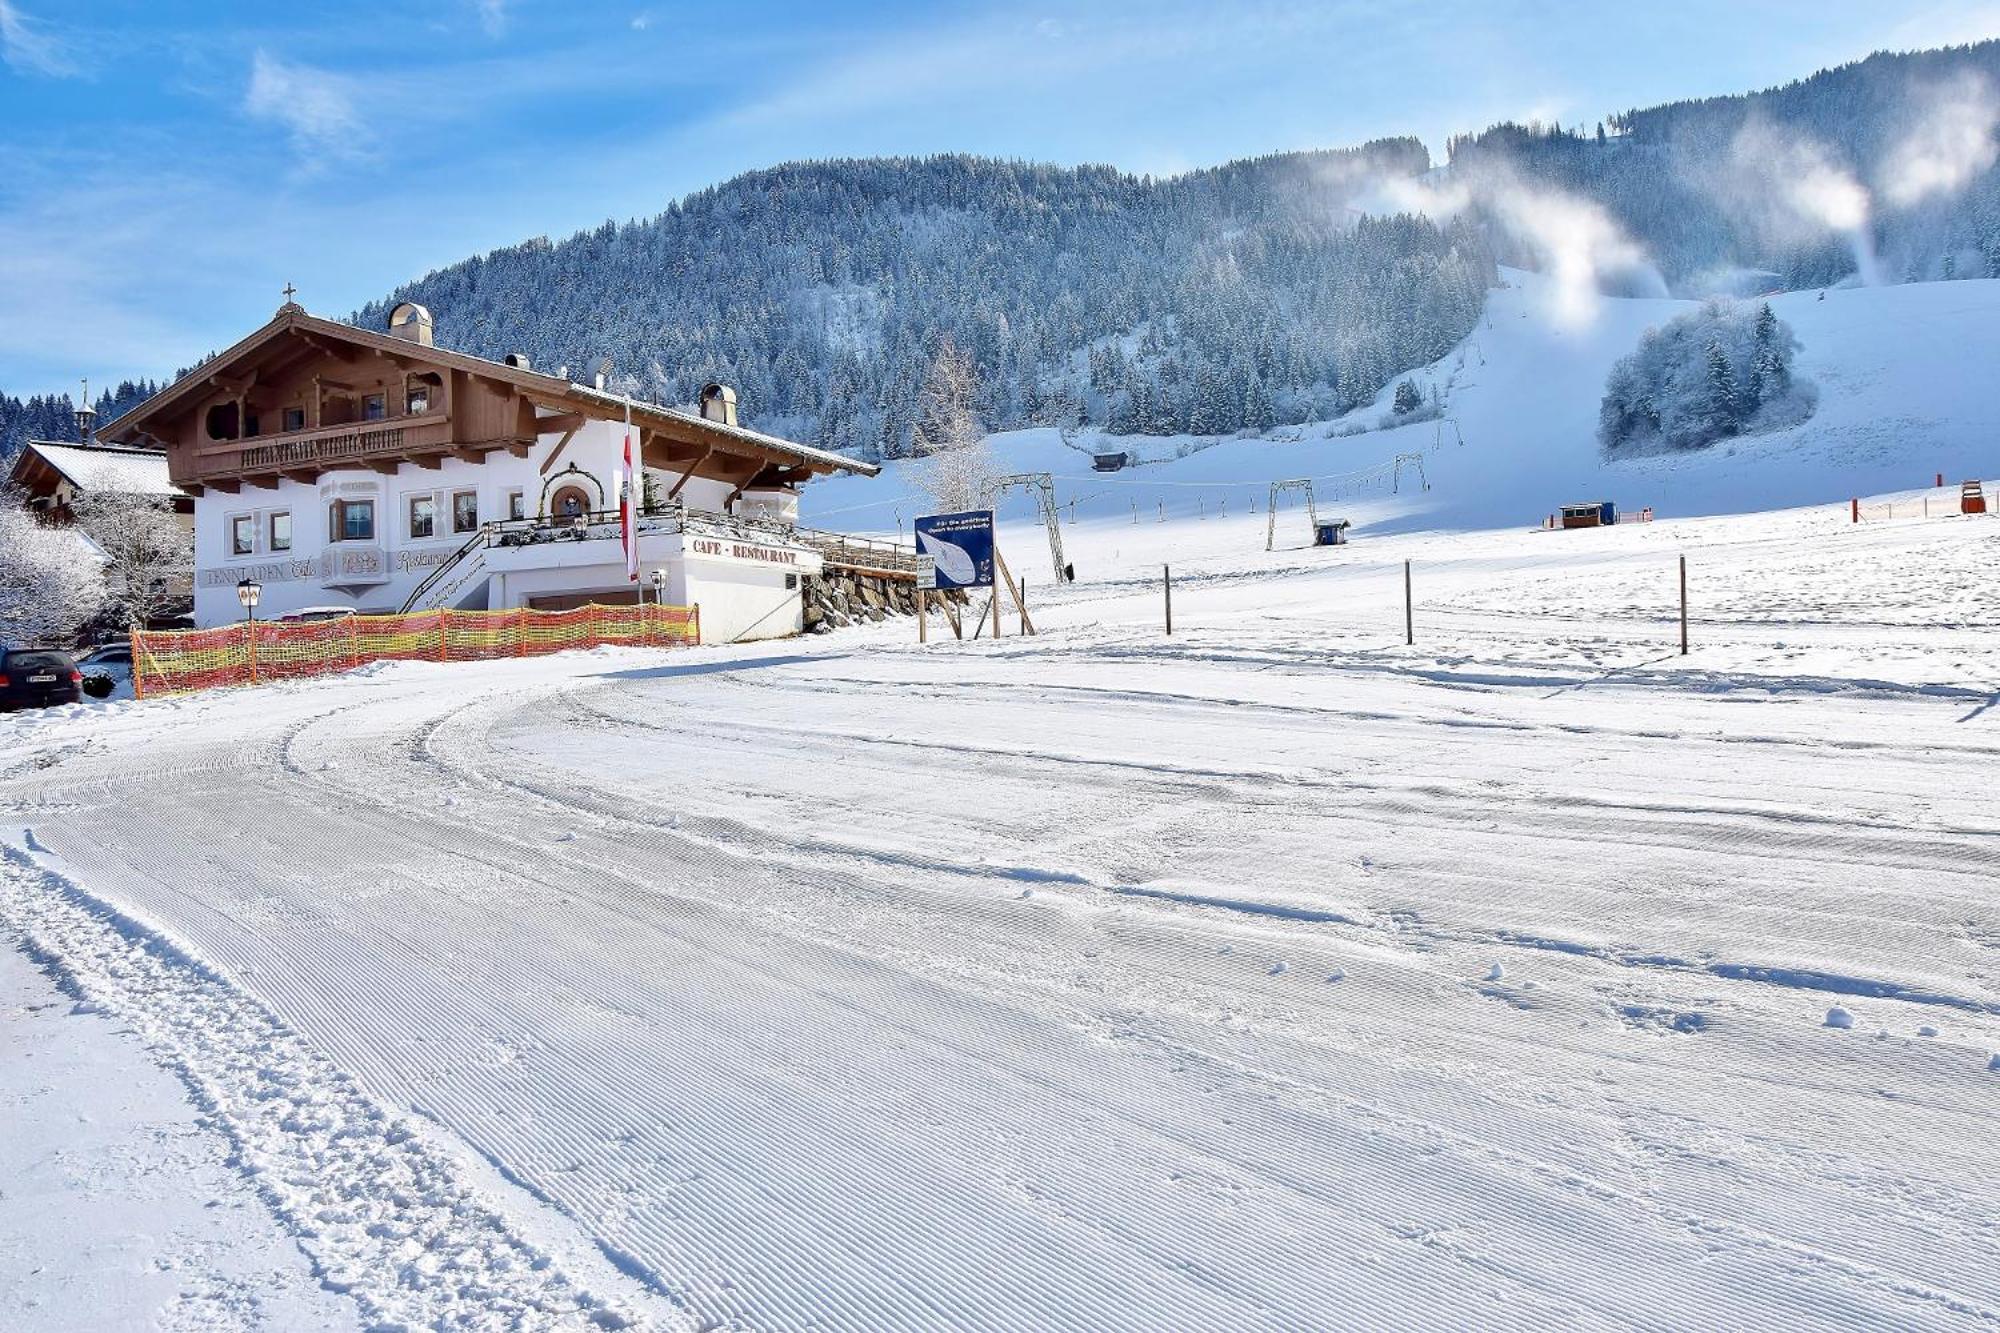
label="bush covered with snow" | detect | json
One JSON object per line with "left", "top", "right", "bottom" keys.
{"left": 1599, "top": 301, "right": 1816, "bottom": 455}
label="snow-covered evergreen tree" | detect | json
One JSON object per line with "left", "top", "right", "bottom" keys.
{"left": 1600, "top": 301, "right": 1812, "bottom": 454}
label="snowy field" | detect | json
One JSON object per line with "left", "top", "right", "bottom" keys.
{"left": 4, "top": 484, "right": 1998, "bottom": 1329}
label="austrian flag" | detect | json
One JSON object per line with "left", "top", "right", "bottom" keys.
{"left": 621, "top": 405, "right": 638, "bottom": 582}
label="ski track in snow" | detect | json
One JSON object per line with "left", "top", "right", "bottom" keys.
{"left": 0, "top": 844, "right": 672, "bottom": 1333}
{"left": 3, "top": 502, "right": 2000, "bottom": 1330}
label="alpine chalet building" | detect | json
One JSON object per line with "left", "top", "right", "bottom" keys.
{"left": 102, "top": 298, "right": 879, "bottom": 642}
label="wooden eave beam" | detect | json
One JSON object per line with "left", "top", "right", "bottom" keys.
{"left": 367, "top": 460, "right": 401, "bottom": 475}
{"left": 664, "top": 445, "right": 714, "bottom": 500}
{"left": 538, "top": 424, "right": 583, "bottom": 475}
{"left": 294, "top": 330, "right": 358, "bottom": 362}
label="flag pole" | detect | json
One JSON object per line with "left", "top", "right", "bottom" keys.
{"left": 622, "top": 395, "right": 639, "bottom": 587}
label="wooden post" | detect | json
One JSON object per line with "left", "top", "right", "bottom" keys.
{"left": 438, "top": 608, "right": 450, "bottom": 661}
{"left": 1851, "top": 497, "right": 1859, "bottom": 523}
{"left": 1678, "top": 555, "right": 1688, "bottom": 656}
{"left": 1404, "top": 559, "right": 1413, "bottom": 646}
{"left": 1020, "top": 579, "right": 1028, "bottom": 636}
{"left": 918, "top": 586, "right": 928, "bottom": 643}
{"left": 991, "top": 584, "right": 1002, "bottom": 639}
{"left": 1164, "top": 564, "right": 1173, "bottom": 636}
{"left": 130, "top": 628, "right": 145, "bottom": 701}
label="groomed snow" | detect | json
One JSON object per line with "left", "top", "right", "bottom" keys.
{"left": 4, "top": 479, "right": 1997, "bottom": 1328}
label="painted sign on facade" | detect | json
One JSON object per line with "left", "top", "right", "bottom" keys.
{"left": 912, "top": 510, "right": 994, "bottom": 589}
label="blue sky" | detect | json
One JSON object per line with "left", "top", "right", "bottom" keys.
{"left": 4, "top": 0, "right": 1999, "bottom": 393}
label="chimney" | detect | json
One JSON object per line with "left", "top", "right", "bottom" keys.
{"left": 699, "top": 381, "right": 738, "bottom": 427}
{"left": 74, "top": 377, "right": 96, "bottom": 445}
{"left": 387, "top": 301, "right": 434, "bottom": 347}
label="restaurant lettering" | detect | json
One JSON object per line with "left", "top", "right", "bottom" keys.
{"left": 690, "top": 538, "right": 800, "bottom": 565}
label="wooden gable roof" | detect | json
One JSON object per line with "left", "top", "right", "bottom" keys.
{"left": 100, "top": 303, "right": 879, "bottom": 491}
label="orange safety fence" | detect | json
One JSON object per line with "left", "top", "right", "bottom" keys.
{"left": 132, "top": 602, "right": 700, "bottom": 700}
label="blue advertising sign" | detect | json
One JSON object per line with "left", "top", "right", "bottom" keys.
{"left": 912, "top": 510, "right": 995, "bottom": 590}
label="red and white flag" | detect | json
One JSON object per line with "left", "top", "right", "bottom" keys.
{"left": 621, "top": 402, "right": 639, "bottom": 582}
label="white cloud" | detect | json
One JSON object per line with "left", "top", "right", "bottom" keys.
{"left": 0, "top": 0, "right": 78, "bottom": 77}
{"left": 243, "top": 50, "right": 367, "bottom": 169}
{"left": 631, "top": 11, "right": 652, "bottom": 32}
{"left": 476, "top": 0, "right": 508, "bottom": 38}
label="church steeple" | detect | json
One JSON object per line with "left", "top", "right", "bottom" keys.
{"left": 75, "top": 376, "right": 96, "bottom": 445}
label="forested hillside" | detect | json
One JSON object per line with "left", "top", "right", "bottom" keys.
{"left": 1451, "top": 41, "right": 2000, "bottom": 290}
{"left": 357, "top": 144, "right": 1494, "bottom": 459}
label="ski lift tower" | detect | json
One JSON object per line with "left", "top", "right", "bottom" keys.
{"left": 1266, "top": 478, "right": 1319, "bottom": 550}
{"left": 983, "top": 473, "right": 1075, "bottom": 581}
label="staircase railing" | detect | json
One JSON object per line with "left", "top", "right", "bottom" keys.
{"left": 398, "top": 523, "right": 499, "bottom": 614}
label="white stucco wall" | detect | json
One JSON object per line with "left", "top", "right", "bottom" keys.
{"left": 190, "top": 414, "right": 795, "bottom": 629}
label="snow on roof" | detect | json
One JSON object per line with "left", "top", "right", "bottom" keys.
{"left": 564, "top": 382, "right": 880, "bottom": 477}
{"left": 21, "top": 441, "right": 183, "bottom": 497}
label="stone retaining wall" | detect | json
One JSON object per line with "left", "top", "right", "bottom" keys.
{"left": 804, "top": 570, "right": 966, "bottom": 633}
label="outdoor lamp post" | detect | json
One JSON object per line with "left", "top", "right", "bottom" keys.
{"left": 237, "top": 578, "right": 262, "bottom": 683}
{"left": 648, "top": 568, "right": 667, "bottom": 644}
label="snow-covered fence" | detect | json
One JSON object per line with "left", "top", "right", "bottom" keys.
{"left": 130, "top": 602, "right": 700, "bottom": 699}
{"left": 1851, "top": 480, "right": 1994, "bottom": 523}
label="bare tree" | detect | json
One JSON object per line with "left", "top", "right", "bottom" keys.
{"left": 72, "top": 491, "right": 194, "bottom": 630}
{"left": 0, "top": 499, "right": 106, "bottom": 645}
{"left": 911, "top": 338, "right": 996, "bottom": 513}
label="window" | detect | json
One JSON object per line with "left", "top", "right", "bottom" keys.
{"left": 244, "top": 412, "right": 261, "bottom": 438}
{"left": 269, "top": 511, "right": 291, "bottom": 552}
{"left": 406, "top": 385, "right": 431, "bottom": 415}
{"left": 363, "top": 393, "right": 386, "bottom": 422}
{"left": 506, "top": 489, "right": 525, "bottom": 521}
{"left": 452, "top": 490, "right": 479, "bottom": 533}
{"left": 230, "top": 514, "right": 255, "bottom": 556}
{"left": 409, "top": 495, "right": 436, "bottom": 539}
{"left": 330, "top": 499, "right": 374, "bottom": 542}
{"left": 282, "top": 407, "right": 305, "bottom": 433}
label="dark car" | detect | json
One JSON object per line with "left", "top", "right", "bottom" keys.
{"left": 0, "top": 647, "right": 84, "bottom": 711}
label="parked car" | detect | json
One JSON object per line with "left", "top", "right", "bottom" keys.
{"left": 78, "top": 642, "right": 133, "bottom": 669}
{"left": 76, "top": 643, "right": 133, "bottom": 699}
{"left": 0, "top": 647, "right": 84, "bottom": 711}
{"left": 277, "top": 606, "right": 358, "bottom": 623}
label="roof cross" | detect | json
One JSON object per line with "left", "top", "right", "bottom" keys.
{"left": 282, "top": 282, "right": 298, "bottom": 303}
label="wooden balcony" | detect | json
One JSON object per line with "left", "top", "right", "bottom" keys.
{"left": 177, "top": 416, "right": 460, "bottom": 489}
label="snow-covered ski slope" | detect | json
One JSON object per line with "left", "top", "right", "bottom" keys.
{"left": 803, "top": 269, "right": 2000, "bottom": 543}
{"left": 3, "top": 484, "right": 1998, "bottom": 1329}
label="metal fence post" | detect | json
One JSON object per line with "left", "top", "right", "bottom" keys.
{"left": 1404, "top": 559, "right": 1414, "bottom": 646}
{"left": 1679, "top": 555, "right": 1689, "bottom": 656}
